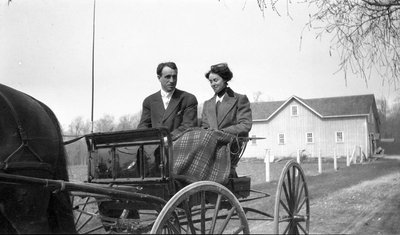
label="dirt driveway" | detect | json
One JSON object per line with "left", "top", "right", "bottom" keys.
{"left": 312, "top": 171, "right": 400, "bottom": 234}
{"left": 241, "top": 157, "right": 400, "bottom": 234}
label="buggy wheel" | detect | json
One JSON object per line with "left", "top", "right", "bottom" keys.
{"left": 71, "top": 193, "right": 107, "bottom": 234}
{"left": 72, "top": 192, "right": 160, "bottom": 234}
{"left": 151, "top": 181, "right": 249, "bottom": 234}
{"left": 274, "top": 160, "right": 310, "bottom": 234}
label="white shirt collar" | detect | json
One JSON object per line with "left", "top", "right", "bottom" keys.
{"left": 160, "top": 89, "right": 174, "bottom": 98}
{"left": 216, "top": 93, "right": 225, "bottom": 103}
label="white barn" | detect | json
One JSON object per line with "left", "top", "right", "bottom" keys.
{"left": 244, "top": 94, "right": 381, "bottom": 160}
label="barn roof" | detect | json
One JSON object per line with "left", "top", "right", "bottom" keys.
{"left": 251, "top": 94, "right": 379, "bottom": 121}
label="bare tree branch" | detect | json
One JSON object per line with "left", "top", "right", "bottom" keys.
{"left": 258, "top": 0, "right": 400, "bottom": 90}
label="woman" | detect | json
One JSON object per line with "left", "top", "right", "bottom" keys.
{"left": 201, "top": 63, "right": 252, "bottom": 137}
{"left": 172, "top": 63, "right": 252, "bottom": 182}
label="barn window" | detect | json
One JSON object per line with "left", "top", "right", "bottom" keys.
{"left": 336, "top": 131, "right": 344, "bottom": 143}
{"left": 278, "top": 133, "right": 285, "bottom": 145}
{"left": 291, "top": 105, "right": 298, "bottom": 116}
{"left": 306, "top": 132, "right": 314, "bottom": 143}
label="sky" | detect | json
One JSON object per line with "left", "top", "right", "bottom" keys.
{"left": 0, "top": 0, "right": 397, "bottom": 130}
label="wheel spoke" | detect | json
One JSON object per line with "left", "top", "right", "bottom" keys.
{"left": 279, "top": 217, "right": 293, "bottom": 223}
{"left": 209, "top": 194, "right": 222, "bottom": 234}
{"left": 75, "top": 208, "right": 100, "bottom": 218}
{"left": 293, "top": 171, "right": 301, "bottom": 208}
{"left": 297, "top": 221, "right": 308, "bottom": 234}
{"left": 282, "top": 220, "right": 292, "bottom": 235}
{"left": 201, "top": 191, "right": 206, "bottom": 234}
{"left": 289, "top": 220, "right": 298, "bottom": 234}
{"left": 294, "top": 223, "right": 300, "bottom": 234}
{"left": 279, "top": 199, "right": 291, "bottom": 215}
{"left": 232, "top": 225, "right": 245, "bottom": 234}
{"left": 76, "top": 213, "right": 96, "bottom": 232}
{"left": 286, "top": 170, "right": 292, "bottom": 203}
{"left": 291, "top": 166, "right": 296, "bottom": 193}
{"left": 296, "top": 196, "right": 307, "bottom": 214}
{"left": 215, "top": 207, "right": 235, "bottom": 234}
{"left": 291, "top": 167, "right": 297, "bottom": 213}
{"left": 282, "top": 181, "right": 291, "bottom": 212}
{"left": 166, "top": 219, "right": 180, "bottom": 234}
{"left": 287, "top": 170, "right": 296, "bottom": 214}
{"left": 295, "top": 181, "right": 305, "bottom": 212}
{"left": 183, "top": 199, "right": 196, "bottom": 234}
{"left": 75, "top": 196, "right": 91, "bottom": 227}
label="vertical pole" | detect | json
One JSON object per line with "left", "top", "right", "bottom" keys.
{"left": 353, "top": 146, "right": 358, "bottom": 164}
{"left": 360, "top": 146, "right": 364, "bottom": 163}
{"left": 346, "top": 148, "right": 350, "bottom": 167}
{"left": 351, "top": 146, "right": 356, "bottom": 164}
{"left": 90, "top": 0, "right": 96, "bottom": 133}
{"left": 318, "top": 149, "right": 322, "bottom": 174}
{"left": 297, "top": 149, "right": 300, "bottom": 163}
{"left": 333, "top": 148, "right": 337, "bottom": 171}
{"left": 265, "top": 149, "right": 270, "bottom": 182}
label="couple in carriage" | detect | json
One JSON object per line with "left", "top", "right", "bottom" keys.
{"left": 0, "top": 61, "right": 252, "bottom": 233}
{"left": 137, "top": 61, "right": 252, "bottom": 184}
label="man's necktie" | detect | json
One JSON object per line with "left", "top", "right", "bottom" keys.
{"left": 165, "top": 99, "right": 169, "bottom": 109}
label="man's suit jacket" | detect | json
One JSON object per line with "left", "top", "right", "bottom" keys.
{"left": 138, "top": 89, "right": 198, "bottom": 137}
{"left": 201, "top": 87, "right": 252, "bottom": 137}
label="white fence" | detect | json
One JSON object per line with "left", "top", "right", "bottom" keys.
{"left": 263, "top": 145, "right": 369, "bottom": 182}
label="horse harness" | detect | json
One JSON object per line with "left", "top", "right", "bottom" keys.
{"left": 0, "top": 91, "right": 54, "bottom": 175}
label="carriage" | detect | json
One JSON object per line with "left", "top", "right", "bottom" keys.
{"left": 73, "top": 127, "right": 310, "bottom": 234}
{"left": 0, "top": 83, "right": 310, "bottom": 234}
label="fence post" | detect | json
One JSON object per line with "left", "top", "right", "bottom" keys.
{"left": 333, "top": 148, "right": 337, "bottom": 171}
{"left": 350, "top": 146, "right": 356, "bottom": 164}
{"left": 346, "top": 148, "right": 350, "bottom": 167}
{"left": 360, "top": 146, "right": 364, "bottom": 163}
{"left": 297, "top": 149, "right": 300, "bottom": 163}
{"left": 353, "top": 146, "right": 358, "bottom": 164}
{"left": 264, "top": 149, "right": 270, "bottom": 182}
{"left": 318, "top": 149, "right": 322, "bottom": 174}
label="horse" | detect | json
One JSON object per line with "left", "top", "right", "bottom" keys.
{"left": 0, "top": 83, "right": 76, "bottom": 233}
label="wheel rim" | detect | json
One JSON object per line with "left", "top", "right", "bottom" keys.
{"left": 151, "top": 181, "right": 250, "bottom": 234}
{"left": 274, "top": 160, "right": 310, "bottom": 234}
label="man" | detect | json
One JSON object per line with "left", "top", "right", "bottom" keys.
{"left": 137, "top": 62, "right": 198, "bottom": 137}
{"left": 137, "top": 61, "right": 198, "bottom": 177}
{"left": 98, "top": 62, "right": 198, "bottom": 221}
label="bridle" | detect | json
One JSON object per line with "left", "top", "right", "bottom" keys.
{"left": 0, "top": 90, "right": 54, "bottom": 174}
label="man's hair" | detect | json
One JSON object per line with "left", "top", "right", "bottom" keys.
{"left": 156, "top": 62, "right": 178, "bottom": 76}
